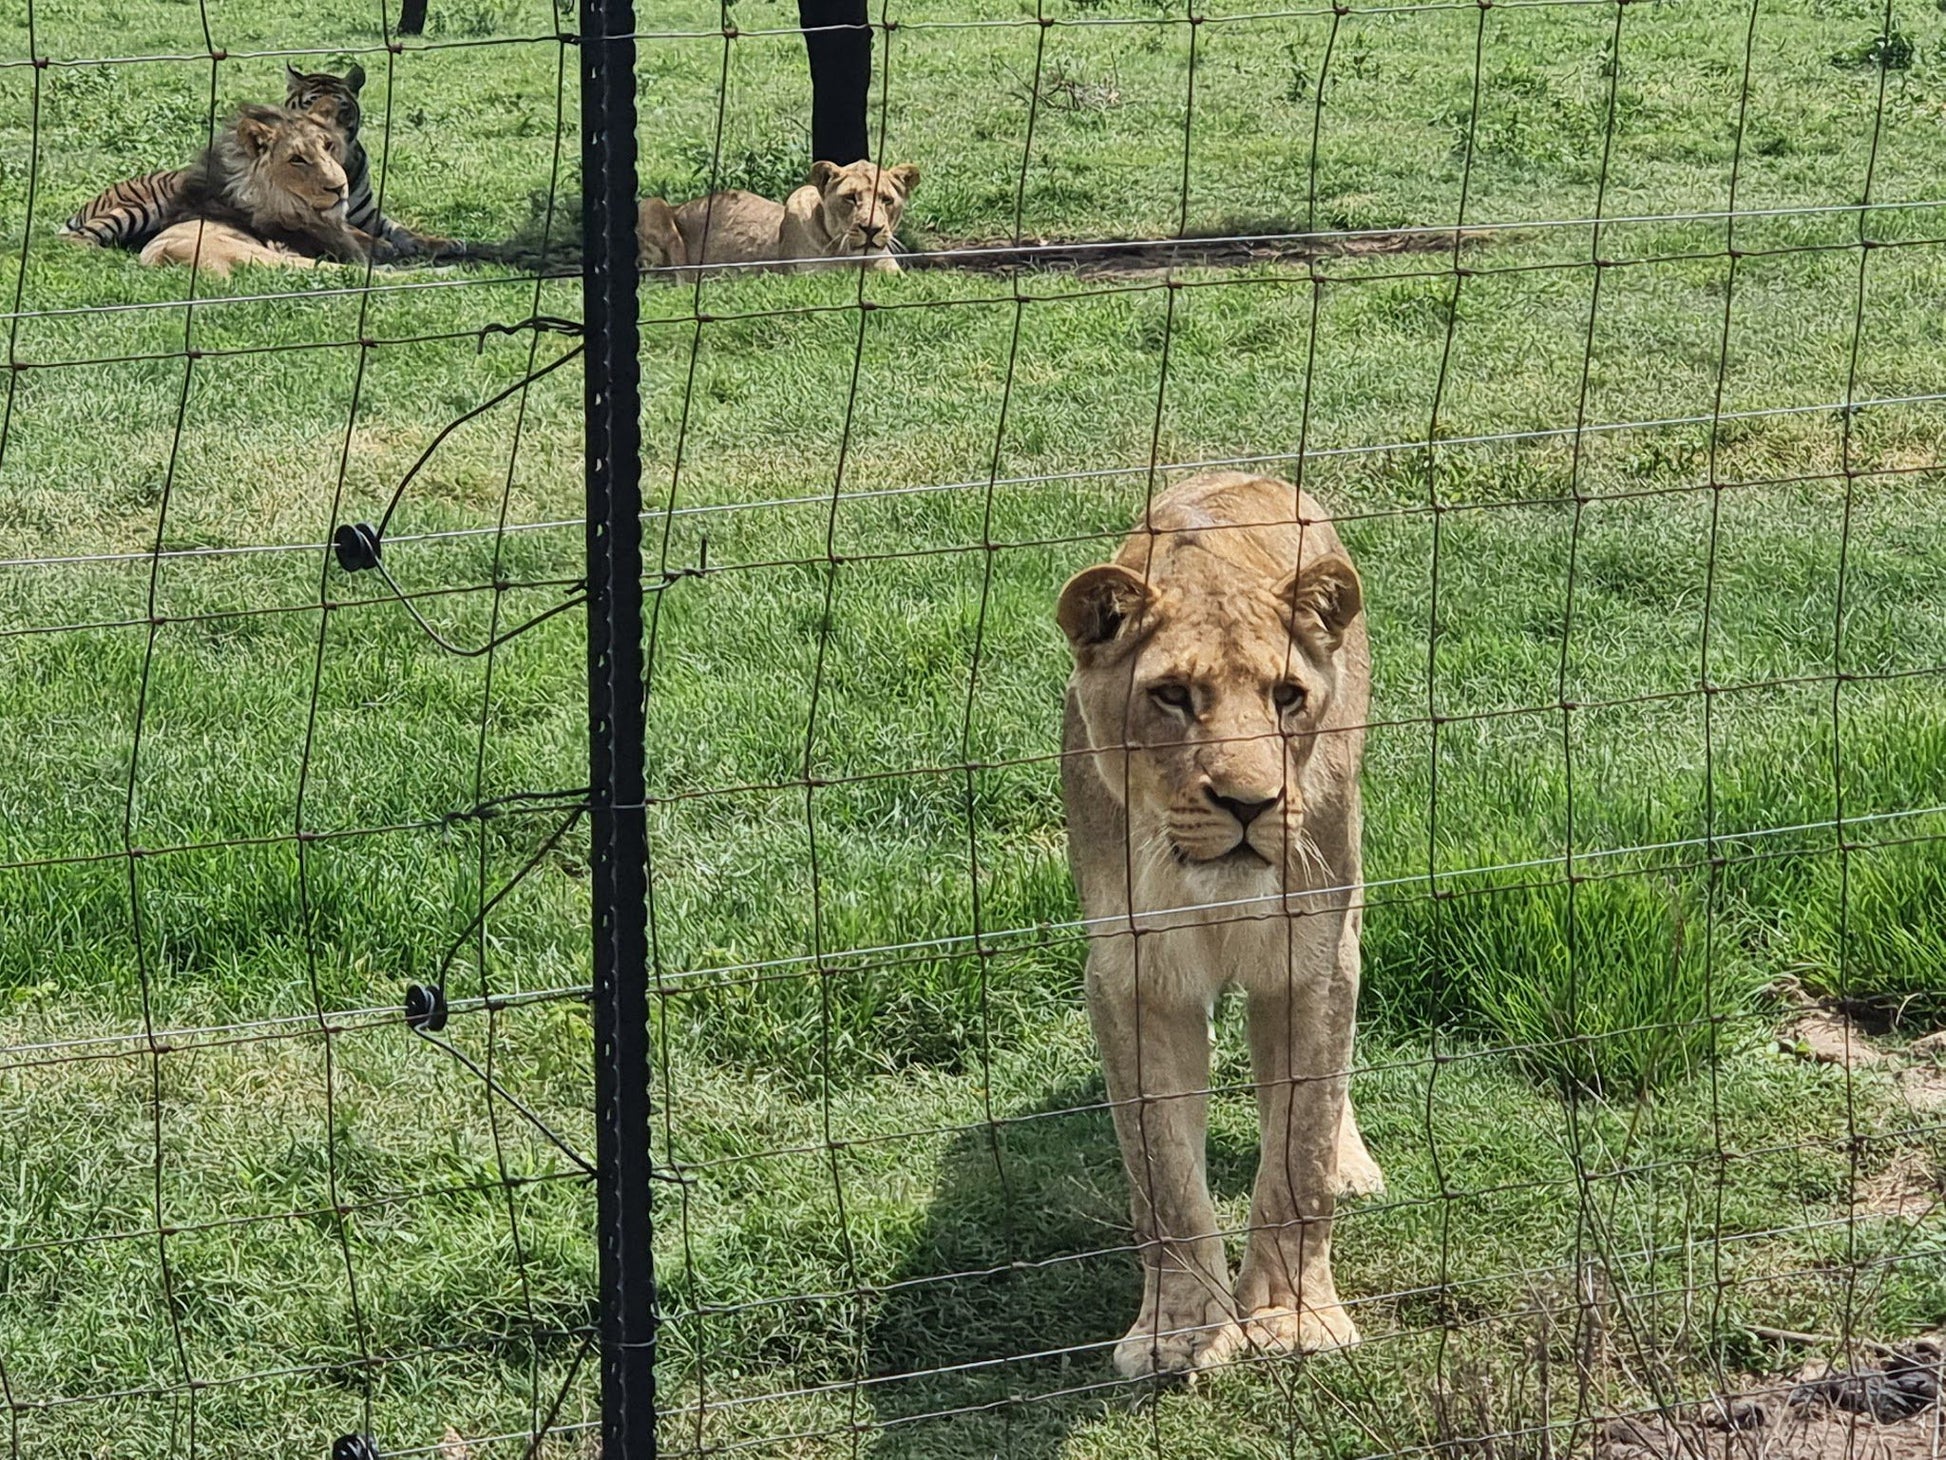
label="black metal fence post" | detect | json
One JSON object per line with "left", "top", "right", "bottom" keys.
{"left": 582, "top": 0, "right": 652, "bottom": 1444}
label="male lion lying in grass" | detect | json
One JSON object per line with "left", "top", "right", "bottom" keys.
{"left": 1057, "top": 470, "right": 1383, "bottom": 1381}
{"left": 636, "top": 158, "right": 918, "bottom": 276}
{"left": 138, "top": 104, "right": 389, "bottom": 277}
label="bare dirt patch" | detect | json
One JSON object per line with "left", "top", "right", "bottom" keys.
{"left": 1780, "top": 1005, "right": 1897, "bottom": 1068}
{"left": 1772, "top": 993, "right": 1946, "bottom": 1218}
{"left": 1860, "top": 1145, "right": 1946, "bottom": 1220}
{"left": 1898, "top": 1061, "right": 1946, "bottom": 1114}
{"left": 905, "top": 226, "right": 1490, "bottom": 278}
{"left": 1602, "top": 1345, "right": 1946, "bottom": 1460}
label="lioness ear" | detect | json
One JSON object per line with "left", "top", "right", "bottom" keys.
{"left": 809, "top": 159, "right": 843, "bottom": 193}
{"left": 344, "top": 62, "right": 367, "bottom": 93}
{"left": 884, "top": 163, "right": 918, "bottom": 197}
{"left": 1057, "top": 563, "right": 1153, "bottom": 658}
{"left": 1277, "top": 554, "right": 1362, "bottom": 649}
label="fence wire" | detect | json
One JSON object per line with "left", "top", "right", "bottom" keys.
{"left": 637, "top": 0, "right": 1946, "bottom": 1455}
{"left": 3, "top": 0, "right": 1944, "bottom": 1455}
{"left": 0, "top": 0, "right": 597, "bottom": 1450}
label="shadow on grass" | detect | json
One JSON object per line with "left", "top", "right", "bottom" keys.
{"left": 861, "top": 1076, "right": 1128, "bottom": 1458}
{"left": 862, "top": 1077, "right": 1264, "bottom": 1459}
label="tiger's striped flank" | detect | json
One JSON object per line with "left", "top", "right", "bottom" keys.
{"left": 58, "top": 167, "right": 188, "bottom": 250}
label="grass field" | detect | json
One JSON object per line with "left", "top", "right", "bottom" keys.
{"left": 2, "top": 0, "right": 1945, "bottom": 1453}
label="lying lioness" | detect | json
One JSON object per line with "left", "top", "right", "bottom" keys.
{"left": 637, "top": 159, "right": 919, "bottom": 276}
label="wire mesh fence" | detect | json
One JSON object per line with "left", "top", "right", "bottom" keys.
{"left": 633, "top": 0, "right": 1946, "bottom": 1451}
{"left": 4, "top": 0, "right": 1945, "bottom": 1454}
{"left": 0, "top": 0, "right": 609, "bottom": 1453}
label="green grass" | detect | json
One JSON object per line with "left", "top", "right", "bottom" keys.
{"left": 1368, "top": 875, "right": 1738, "bottom": 1098}
{"left": 1, "top": 0, "right": 1945, "bottom": 1454}
{"left": 1787, "top": 838, "right": 1946, "bottom": 1026}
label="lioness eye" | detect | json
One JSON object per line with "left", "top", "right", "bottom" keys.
{"left": 1273, "top": 682, "right": 1305, "bottom": 711}
{"left": 291, "top": 156, "right": 309, "bottom": 167}
{"left": 1150, "top": 684, "right": 1193, "bottom": 714}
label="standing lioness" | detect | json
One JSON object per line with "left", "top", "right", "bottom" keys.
{"left": 1058, "top": 471, "right": 1382, "bottom": 1381}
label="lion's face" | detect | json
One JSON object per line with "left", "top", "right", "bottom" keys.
{"left": 1059, "top": 543, "right": 1362, "bottom": 879}
{"left": 809, "top": 160, "right": 918, "bottom": 255}
{"left": 238, "top": 111, "right": 350, "bottom": 214}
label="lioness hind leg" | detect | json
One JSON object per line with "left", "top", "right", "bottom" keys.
{"left": 635, "top": 196, "right": 685, "bottom": 274}
{"left": 140, "top": 220, "right": 318, "bottom": 277}
{"left": 1234, "top": 912, "right": 1362, "bottom": 1357}
{"left": 1087, "top": 940, "right": 1241, "bottom": 1380}
{"left": 1336, "top": 1095, "right": 1385, "bottom": 1198}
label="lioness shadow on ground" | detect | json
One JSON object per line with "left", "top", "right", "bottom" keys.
{"left": 862, "top": 1077, "right": 1264, "bottom": 1458}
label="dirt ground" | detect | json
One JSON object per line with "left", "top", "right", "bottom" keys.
{"left": 908, "top": 226, "right": 1489, "bottom": 276}
{"left": 1602, "top": 1344, "right": 1945, "bottom": 1460}
{"left": 1599, "top": 991, "right": 1945, "bottom": 1460}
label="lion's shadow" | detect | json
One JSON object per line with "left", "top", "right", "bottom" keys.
{"left": 861, "top": 1077, "right": 1262, "bottom": 1459}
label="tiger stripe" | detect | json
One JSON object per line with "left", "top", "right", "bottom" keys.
{"left": 58, "top": 167, "right": 188, "bottom": 250}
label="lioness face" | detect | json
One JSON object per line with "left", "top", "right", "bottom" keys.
{"left": 239, "top": 113, "right": 350, "bottom": 214}
{"left": 1059, "top": 547, "right": 1362, "bottom": 877}
{"left": 809, "top": 160, "right": 918, "bottom": 254}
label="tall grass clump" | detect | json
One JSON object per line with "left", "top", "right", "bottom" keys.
{"left": 1707, "top": 698, "right": 1946, "bottom": 1028}
{"left": 1368, "top": 873, "right": 1750, "bottom": 1096}
{"left": 1784, "top": 837, "right": 1946, "bottom": 1028}
{"left": 1713, "top": 698, "right": 1946, "bottom": 909}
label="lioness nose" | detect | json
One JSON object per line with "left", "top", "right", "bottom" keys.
{"left": 861, "top": 222, "right": 884, "bottom": 242}
{"left": 1207, "top": 789, "right": 1278, "bottom": 827}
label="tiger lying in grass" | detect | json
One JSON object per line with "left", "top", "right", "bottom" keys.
{"left": 60, "top": 64, "right": 469, "bottom": 262}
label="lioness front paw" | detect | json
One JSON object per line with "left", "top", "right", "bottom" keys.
{"left": 1120, "top": 1315, "right": 1237, "bottom": 1386}
{"left": 1120, "top": 1277, "right": 1237, "bottom": 1386}
{"left": 1240, "top": 1303, "right": 1360, "bottom": 1356}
